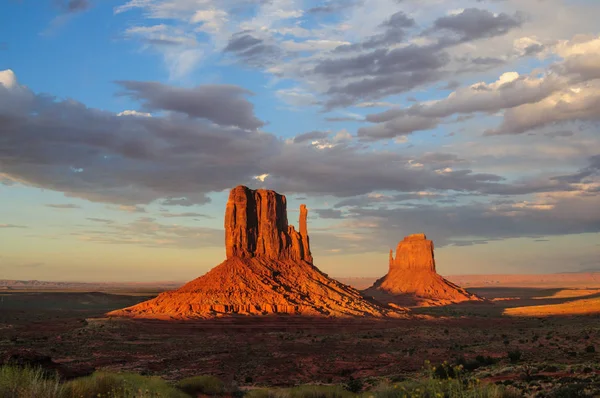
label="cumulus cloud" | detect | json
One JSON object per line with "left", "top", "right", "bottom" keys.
{"left": 115, "top": 80, "right": 264, "bottom": 130}
{"left": 357, "top": 34, "right": 600, "bottom": 139}
{"left": 293, "top": 130, "right": 330, "bottom": 144}
{"left": 488, "top": 81, "right": 600, "bottom": 135}
{"left": 117, "top": 110, "right": 152, "bottom": 117}
{"left": 0, "top": 71, "right": 278, "bottom": 205}
{"left": 430, "top": 8, "right": 524, "bottom": 41}
{"left": 223, "top": 31, "right": 283, "bottom": 67}
{"left": 2, "top": 69, "right": 558, "bottom": 209}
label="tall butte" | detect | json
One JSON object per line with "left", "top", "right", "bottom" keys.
{"left": 364, "top": 233, "right": 481, "bottom": 306}
{"left": 108, "top": 186, "right": 395, "bottom": 319}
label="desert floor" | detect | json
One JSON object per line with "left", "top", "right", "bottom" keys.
{"left": 1, "top": 279, "right": 599, "bottom": 395}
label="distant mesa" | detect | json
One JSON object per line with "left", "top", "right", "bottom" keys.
{"left": 364, "top": 234, "right": 482, "bottom": 306}
{"left": 108, "top": 186, "right": 398, "bottom": 319}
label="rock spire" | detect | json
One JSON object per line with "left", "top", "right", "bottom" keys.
{"left": 225, "top": 185, "right": 312, "bottom": 262}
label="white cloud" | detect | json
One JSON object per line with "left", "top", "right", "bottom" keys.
{"left": 555, "top": 34, "right": 600, "bottom": 58}
{"left": 254, "top": 174, "right": 269, "bottom": 182}
{"left": 164, "top": 48, "right": 204, "bottom": 81}
{"left": 333, "top": 129, "right": 353, "bottom": 142}
{"left": 275, "top": 87, "right": 319, "bottom": 107}
{"left": 117, "top": 110, "right": 152, "bottom": 117}
{"left": 0, "top": 69, "right": 17, "bottom": 89}
{"left": 281, "top": 40, "right": 350, "bottom": 52}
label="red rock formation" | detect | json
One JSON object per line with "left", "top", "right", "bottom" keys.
{"left": 224, "top": 186, "right": 311, "bottom": 262}
{"left": 365, "top": 234, "right": 481, "bottom": 306}
{"left": 108, "top": 186, "right": 398, "bottom": 319}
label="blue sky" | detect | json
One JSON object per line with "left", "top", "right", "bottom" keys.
{"left": 1, "top": 0, "right": 599, "bottom": 281}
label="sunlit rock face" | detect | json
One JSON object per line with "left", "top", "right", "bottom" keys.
{"left": 365, "top": 234, "right": 482, "bottom": 306}
{"left": 224, "top": 186, "right": 312, "bottom": 262}
{"left": 108, "top": 186, "right": 399, "bottom": 319}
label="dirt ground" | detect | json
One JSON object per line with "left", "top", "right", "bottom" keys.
{"left": 1, "top": 286, "right": 599, "bottom": 395}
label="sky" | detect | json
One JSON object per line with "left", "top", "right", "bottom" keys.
{"left": 1, "top": 0, "right": 599, "bottom": 282}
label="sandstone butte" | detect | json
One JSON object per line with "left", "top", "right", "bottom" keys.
{"left": 364, "top": 234, "right": 482, "bottom": 306}
{"left": 108, "top": 186, "right": 398, "bottom": 319}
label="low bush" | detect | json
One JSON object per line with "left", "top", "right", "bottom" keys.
{"left": 0, "top": 366, "right": 62, "bottom": 398}
{"left": 246, "top": 385, "right": 353, "bottom": 398}
{"left": 345, "top": 377, "right": 363, "bottom": 393}
{"left": 371, "top": 379, "right": 521, "bottom": 398}
{"left": 61, "top": 371, "right": 189, "bottom": 398}
{"left": 455, "top": 355, "right": 498, "bottom": 371}
{"left": 507, "top": 350, "right": 522, "bottom": 364}
{"left": 176, "top": 375, "right": 225, "bottom": 395}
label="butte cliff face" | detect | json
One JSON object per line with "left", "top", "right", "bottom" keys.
{"left": 225, "top": 186, "right": 312, "bottom": 262}
{"left": 108, "top": 186, "right": 395, "bottom": 319}
{"left": 365, "top": 234, "right": 481, "bottom": 306}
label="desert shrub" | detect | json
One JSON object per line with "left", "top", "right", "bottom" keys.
{"left": 176, "top": 375, "right": 225, "bottom": 395}
{"left": 61, "top": 371, "right": 189, "bottom": 398}
{"left": 429, "top": 361, "right": 459, "bottom": 379}
{"left": 0, "top": 366, "right": 63, "bottom": 398}
{"left": 585, "top": 345, "right": 595, "bottom": 353}
{"left": 245, "top": 385, "right": 353, "bottom": 398}
{"left": 550, "top": 383, "right": 590, "bottom": 398}
{"left": 371, "top": 379, "right": 521, "bottom": 398}
{"left": 344, "top": 377, "right": 363, "bottom": 393}
{"left": 339, "top": 369, "right": 353, "bottom": 377}
{"left": 456, "top": 355, "right": 498, "bottom": 371}
{"left": 507, "top": 350, "right": 522, "bottom": 364}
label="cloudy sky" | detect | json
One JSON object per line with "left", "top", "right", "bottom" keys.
{"left": 1, "top": 0, "right": 599, "bottom": 282}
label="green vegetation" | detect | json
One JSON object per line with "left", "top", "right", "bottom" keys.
{"left": 61, "top": 371, "right": 189, "bottom": 398}
{"left": 176, "top": 375, "right": 225, "bottom": 395}
{"left": 369, "top": 379, "right": 518, "bottom": 398}
{"left": 506, "top": 350, "right": 522, "bottom": 364}
{"left": 1, "top": 362, "right": 597, "bottom": 398}
{"left": 246, "top": 385, "right": 354, "bottom": 398}
{"left": 0, "top": 366, "right": 62, "bottom": 398}
{"left": 0, "top": 367, "right": 187, "bottom": 398}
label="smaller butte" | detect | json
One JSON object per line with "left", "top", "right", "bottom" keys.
{"left": 364, "top": 233, "right": 482, "bottom": 306}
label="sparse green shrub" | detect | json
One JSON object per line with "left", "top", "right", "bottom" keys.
{"left": 371, "top": 378, "right": 521, "bottom": 398}
{"left": 456, "top": 355, "right": 498, "bottom": 371}
{"left": 62, "top": 371, "right": 189, "bottom": 398}
{"left": 0, "top": 366, "right": 62, "bottom": 398}
{"left": 429, "top": 361, "right": 459, "bottom": 379}
{"left": 176, "top": 375, "right": 225, "bottom": 396}
{"left": 585, "top": 345, "right": 595, "bottom": 353}
{"left": 550, "top": 383, "right": 589, "bottom": 398}
{"left": 475, "top": 355, "right": 498, "bottom": 366}
{"left": 245, "top": 385, "right": 353, "bottom": 398}
{"left": 507, "top": 350, "right": 522, "bottom": 364}
{"left": 344, "top": 377, "right": 363, "bottom": 393}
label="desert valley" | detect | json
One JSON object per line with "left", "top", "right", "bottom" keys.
{"left": 1, "top": 186, "right": 599, "bottom": 397}
{"left": 2, "top": 0, "right": 600, "bottom": 395}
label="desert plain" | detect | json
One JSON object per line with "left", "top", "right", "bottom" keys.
{"left": 2, "top": 187, "right": 600, "bottom": 397}
{"left": 1, "top": 275, "right": 600, "bottom": 396}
